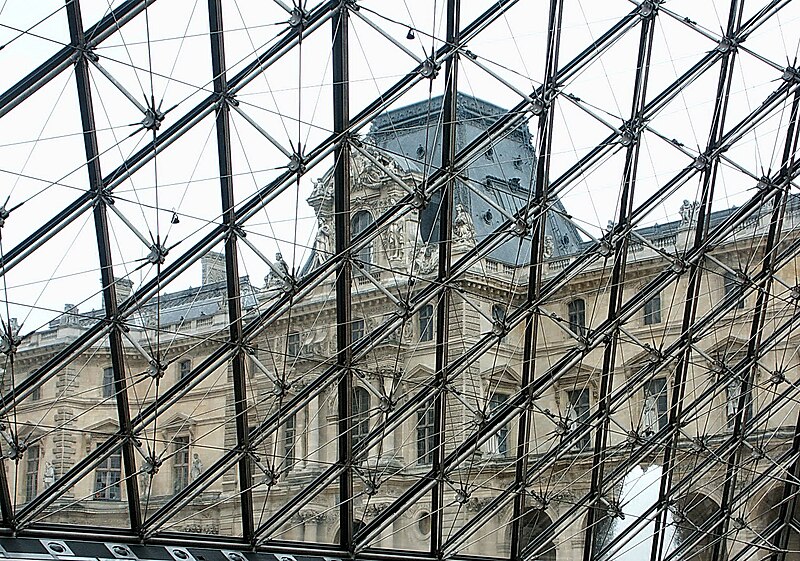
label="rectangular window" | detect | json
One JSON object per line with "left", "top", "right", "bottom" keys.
{"left": 102, "top": 367, "right": 114, "bottom": 398}
{"left": 287, "top": 332, "right": 301, "bottom": 358}
{"left": 567, "top": 389, "right": 591, "bottom": 452}
{"left": 568, "top": 299, "right": 586, "bottom": 336}
{"left": 173, "top": 436, "right": 190, "bottom": 493}
{"left": 643, "top": 378, "right": 668, "bottom": 433}
{"left": 644, "top": 293, "right": 662, "bottom": 325}
{"left": 419, "top": 305, "right": 434, "bottom": 342}
{"left": 284, "top": 414, "right": 296, "bottom": 471}
{"left": 30, "top": 383, "right": 41, "bottom": 402}
{"left": 489, "top": 394, "right": 509, "bottom": 457}
{"left": 724, "top": 271, "right": 745, "bottom": 309}
{"left": 352, "top": 319, "right": 365, "bottom": 344}
{"left": 179, "top": 360, "right": 191, "bottom": 380}
{"left": 416, "top": 402, "right": 435, "bottom": 465}
{"left": 25, "top": 444, "right": 39, "bottom": 502}
{"left": 94, "top": 449, "right": 122, "bottom": 500}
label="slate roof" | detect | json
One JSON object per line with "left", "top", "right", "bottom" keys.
{"left": 367, "top": 94, "right": 585, "bottom": 264}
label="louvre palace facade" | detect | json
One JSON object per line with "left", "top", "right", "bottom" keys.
{"left": 3, "top": 95, "right": 800, "bottom": 561}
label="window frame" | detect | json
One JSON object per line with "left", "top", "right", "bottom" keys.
{"left": 567, "top": 298, "right": 587, "bottom": 336}
{"left": 723, "top": 271, "right": 745, "bottom": 309}
{"left": 352, "top": 387, "right": 371, "bottom": 450}
{"left": 178, "top": 359, "right": 192, "bottom": 380}
{"left": 488, "top": 393, "right": 510, "bottom": 457}
{"left": 351, "top": 210, "right": 374, "bottom": 268}
{"left": 643, "top": 377, "right": 668, "bottom": 433}
{"left": 24, "top": 443, "right": 40, "bottom": 503}
{"left": 566, "top": 388, "right": 591, "bottom": 452}
{"left": 93, "top": 448, "right": 122, "bottom": 501}
{"left": 102, "top": 367, "right": 115, "bottom": 398}
{"left": 287, "top": 332, "right": 301, "bottom": 358}
{"left": 352, "top": 318, "right": 365, "bottom": 344}
{"left": 419, "top": 305, "right": 434, "bottom": 342}
{"left": 172, "top": 435, "right": 190, "bottom": 493}
{"left": 416, "top": 401, "right": 435, "bottom": 465}
{"left": 643, "top": 293, "right": 662, "bottom": 325}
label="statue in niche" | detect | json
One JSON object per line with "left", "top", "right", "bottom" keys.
{"left": 641, "top": 391, "right": 658, "bottom": 436}
{"left": 314, "top": 217, "right": 332, "bottom": 262}
{"left": 453, "top": 204, "right": 476, "bottom": 245}
{"left": 43, "top": 462, "right": 55, "bottom": 488}
{"left": 679, "top": 199, "right": 700, "bottom": 225}
{"left": 385, "top": 221, "right": 404, "bottom": 261}
{"left": 726, "top": 378, "right": 741, "bottom": 423}
{"left": 191, "top": 453, "right": 203, "bottom": 480}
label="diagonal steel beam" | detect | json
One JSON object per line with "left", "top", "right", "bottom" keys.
{"left": 649, "top": 2, "right": 745, "bottom": 559}
{"left": 581, "top": 4, "right": 657, "bottom": 558}
{"left": 509, "top": 0, "right": 563, "bottom": 558}
{"left": 429, "top": 0, "right": 460, "bottom": 556}
{"left": 64, "top": 0, "right": 142, "bottom": 533}
{"left": 712, "top": 81, "right": 800, "bottom": 561}
{"left": 331, "top": 1, "right": 354, "bottom": 552}
{"left": 206, "top": 0, "right": 254, "bottom": 541}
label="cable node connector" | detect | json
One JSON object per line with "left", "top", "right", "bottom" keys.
{"left": 288, "top": 152, "right": 304, "bottom": 174}
{"left": 638, "top": 0, "right": 660, "bottom": 18}
{"left": 289, "top": 7, "right": 306, "bottom": 29}
{"left": 147, "top": 243, "right": 168, "bottom": 265}
{"left": 0, "top": 205, "right": 8, "bottom": 228}
{"left": 783, "top": 67, "right": 800, "bottom": 83}
{"left": 419, "top": 58, "right": 439, "bottom": 79}
{"left": 147, "top": 359, "right": 165, "bottom": 380}
{"left": 715, "top": 37, "right": 737, "bottom": 54}
{"left": 0, "top": 331, "right": 19, "bottom": 357}
{"left": 143, "top": 456, "right": 162, "bottom": 475}
{"left": 141, "top": 107, "right": 164, "bottom": 131}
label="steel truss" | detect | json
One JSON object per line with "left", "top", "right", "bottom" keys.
{"left": 1, "top": 0, "right": 800, "bottom": 560}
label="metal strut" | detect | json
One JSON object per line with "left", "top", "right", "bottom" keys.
{"left": 332, "top": 0, "right": 354, "bottom": 552}
{"left": 206, "top": 0, "right": 254, "bottom": 541}
{"left": 64, "top": 0, "right": 142, "bottom": 534}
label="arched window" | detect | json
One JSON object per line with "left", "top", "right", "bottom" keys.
{"left": 352, "top": 387, "right": 371, "bottom": 449}
{"left": 351, "top": 210, "right": 374, "bottom": 268}
{"left": 567, "top": 299, "right": 586, "bottom": 336}
{"left": 519, "top": 509, "right": 556, "bottom": 560}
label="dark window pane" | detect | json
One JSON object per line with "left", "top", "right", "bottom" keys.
{"left": 102, "top": 367, "right": 114, "bottom": 398}
{"left": 644, "top": 293, "right": 661, "bottom": 325}
{"left": 416, "top": 401, "right": 435, "bottom": 465}
{"left": 568, "top": 299, "right": 586, "bottom": 336}
{"left": 419, "top": 305, "right": 434, "bottom": 342}
{"left": 173, "top": 436, "right": 190, "bottom": 493}
{"left": 353, "top": 387, "right": 370, "bottom": 450}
